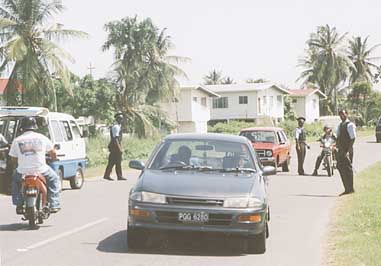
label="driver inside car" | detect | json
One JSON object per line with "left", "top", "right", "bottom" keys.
{"left": 9, "top": 117, "right": 61, "bottom": 214}
{"left": 170, "top": 145, "right": 192, "bottom": 165}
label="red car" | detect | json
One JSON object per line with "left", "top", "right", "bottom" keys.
{"left": 239, "top": 127, "right": 291, "bottom": 172}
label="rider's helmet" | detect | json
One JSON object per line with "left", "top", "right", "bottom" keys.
{"left": 20, "top": 117, "right": 38, "bottom": 131}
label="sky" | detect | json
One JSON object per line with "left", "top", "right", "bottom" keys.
{"left": 54, "top": 0, "right": 381, "bottom": 89}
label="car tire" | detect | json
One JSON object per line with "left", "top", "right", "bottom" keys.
{"left": 247, "top": 229, "right": 266, "bottom": 254}
{"left": 127, "top": 227, "right": 147, "bottom": 250}
{"left": 70, "top": 167, "right": 84, "bottom": 190}
{"left": 282, "top": 155, "right": 290, "bottom": 172}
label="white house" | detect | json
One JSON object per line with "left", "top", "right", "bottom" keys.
{"left": 161, "top": 86, "right": 219, "bottom": 133}
{"left": 204, "top": 82, "right": 290, "bottom": 124}
{"left": 288, "top": 88, "right": 327, "bottom": 122}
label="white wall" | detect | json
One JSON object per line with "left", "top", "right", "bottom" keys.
{"left": 190, "top": 89, "right": 211, "bottom": 122}
{"left": 210, "top": 91, "right": 258, "bottom": 120}
{"left": 305, "top": 94, "right": 320, "bottom": 122}
{"left": 256, "top": 86, "right": 284, "bottom": 119}
{"left": 292, "top": 97, "right": 306, "bottom": 118}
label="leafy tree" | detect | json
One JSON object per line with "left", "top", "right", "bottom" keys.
{"left": 0, "top": 0, "right": 88, "bottom": 106}
{"left": 203, "top": 69, "right": 223, "bottom": 85}
{"left": 221, "top": 76, "right": 234, "bottom": 84}
{"left": 347, "top": 81, "right": 372, "bottom": 125}
{"left": 298, "top": 25, "right": 353, "bottom": 114}
{"left": 102, "top": 16, "right": 187, "bottom": 137}
{"left": 246, "top": 78, "right": 268, "bottom": 83}
{"left": 347, "top": 36, "right": 380, "bottom": 84}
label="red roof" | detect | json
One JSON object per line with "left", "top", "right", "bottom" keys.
{"left": 288, "top": 88, "right": 326, "bottom": 98}
{"left": 0, "top": 78, "right": 23, "bottom": 94}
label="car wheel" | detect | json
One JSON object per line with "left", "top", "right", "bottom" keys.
{"left": 70, "top": 167, "right": 84, "bottom": 190}
{"left": 127, "top": 227, "right": 148, "bottom": 250}
{"left": 247, "top": 229, "right": 266, "bottom": 254}
{"left": 282, "top": 155, "right": 290, "bottom": 172}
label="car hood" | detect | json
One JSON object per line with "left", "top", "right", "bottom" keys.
{"left": 137, "top": 170, "right": 257, "bottom": 198}
{"left": 252, "top": 142, "right": 275, "bottom": 150}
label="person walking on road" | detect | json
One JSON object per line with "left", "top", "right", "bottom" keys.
{"left": 294, "top": 117, "right": 310, "bottom": 175}
{"left": 336, "top": 109, "right": 356, "bottom": 196}
{"left": 103, "top": 113, "right": 126, "bottom": 181}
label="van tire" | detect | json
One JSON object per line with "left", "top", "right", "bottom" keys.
{"left": 70, "top": 167, "right": 84, "bottom": 189}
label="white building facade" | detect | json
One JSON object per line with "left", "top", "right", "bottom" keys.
{"left": 161, "top": 86, "right": 219, "bottom": 133}
{"left": 288, "top": 89, "right": 327, "bottom": 123}
{"left": 205, "top": 83, "right": 289, "bottom": 123}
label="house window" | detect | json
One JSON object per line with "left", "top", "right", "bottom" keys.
{"left": 313, "top": 99, "right": 317, "bottom": 109}
{"left": 269, "top": 96, "right": 274, "bottom": 108}
{"left": 212, "top": 97, "right": 229, "bottom": 108}
{"left": 201, "top": 97, "right": 207, "bottom": 107}
{"left": 263, "top": 96, "right": 267, "bottom": 105}
{"left": 239, "top": 96, "right": 248, "bottom": 104}
{"left": 277, "top": 95, "right": 282, "bottom": 105}
{"left": 292, "top": 98, "right": 297, "bottom": 103}
{"left": 193, "top": 97, "right": 198, "bottom": 102}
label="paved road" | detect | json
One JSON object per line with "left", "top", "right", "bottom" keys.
{"left": 0, "top": 136, "right": 380, "bottom": 266}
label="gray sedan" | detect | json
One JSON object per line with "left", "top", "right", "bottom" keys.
{"left": 128, "top": 133, "right": 276, "bottom": 254}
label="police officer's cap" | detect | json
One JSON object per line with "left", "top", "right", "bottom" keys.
{"left": 114, "top": 112, "right": 123, "bottom": 119}
{"left": 296, "top": 116, "right": 306, "bottom": 122}
{"left": 20, "top": 117, "right": 38, "bottom": 131}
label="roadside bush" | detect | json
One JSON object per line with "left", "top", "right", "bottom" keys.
{"left": 208, "top": 121, "right": 256, "bottom": 135}
{"left": 86, "top": 135, "right": 161, "bottom": 167}
{"left": 279, "top": 120, "right": 324, "bottom": 140}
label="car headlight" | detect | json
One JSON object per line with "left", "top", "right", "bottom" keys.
{"left": 223, "top": 197, "right": 264, "bottom": 208}
{"left": 129, "top": 191, "right": 167, "bottom": 204}
{"left": 265, "top": 150, "right": 273, "bottom": 157}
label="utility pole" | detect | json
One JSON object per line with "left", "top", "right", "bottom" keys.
{"left": 88, "top": 62, "right": 95, "bottom": 77}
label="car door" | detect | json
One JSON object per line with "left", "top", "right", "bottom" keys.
{"left": 280, "top": 130, "right": 290, "bottom": 160}
{"left": 69, "top": 120, "right": 86, "bottom": 160}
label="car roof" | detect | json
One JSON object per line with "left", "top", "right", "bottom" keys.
{"left": 240, "top": 127, "right": 283, "bottom": 132}
{"left": 164, "top": 133, "right": 249, "bottom": 144}
{"left": 0, "top": 106, "right": 76, "bottom": 121}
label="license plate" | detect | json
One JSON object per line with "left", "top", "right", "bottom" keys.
{"left": 178, "top": 212, "right": 209, "bottom": 223}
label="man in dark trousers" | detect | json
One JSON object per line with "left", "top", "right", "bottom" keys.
{"left": 294, "top": 117, "right": 310, "bottom": 175}
{"left": 103, "top": 113, "right": 126, "bottom": 181}
{"left": 336, "top": 109, "right": 356, "bottom": 196}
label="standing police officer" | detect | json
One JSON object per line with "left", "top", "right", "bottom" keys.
{"left": 294, "top": 117, "right": 310, "bottom": 175}
{"left": 103, "top": 113, "right": 126, "bottom": 181}
{"left": 336, "top": 109, "right": 356, "bottom": 196}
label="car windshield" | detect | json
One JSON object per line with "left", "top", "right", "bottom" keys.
{"left": 240, "top": 131, "right": 276, "bottom": 143}
{"left": 149, "top": 139, "right": 256, "bottom": 172}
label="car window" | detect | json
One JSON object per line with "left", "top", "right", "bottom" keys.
{"left": 60, "top": 121, "right": 73, "bottom": 141}
{"left": 240, "top": 131, "right": 276, "bottom": 143}
{"left": 51, "top": 120, "right": 64, "bottom": 142}
{"left": 280, "top": 131, "right": 288, "bottom": 142}
{"left": 150, "top": 139, "right": 256, "bottom": 171}
{"left": 70, "top": 121, "right": 81, "bottom": 139}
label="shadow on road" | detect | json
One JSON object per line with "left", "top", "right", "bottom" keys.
{"left": 97, "top": 230, "right": 247, "bottom": 257}
{"left": 293, "top": 194, "right": 338, "bottom": 198}
{"left": 0, "top": 223, "right": 52, "bottom": 231}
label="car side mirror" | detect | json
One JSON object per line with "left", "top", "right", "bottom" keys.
{"left": 262, "top": 165, "right": 276, "bottom": 176}
{"left": 54, "top": 144, "right": 61, "bottom": 150}
{"left": 129, "top": 160, "right": 145, "bottom": 170}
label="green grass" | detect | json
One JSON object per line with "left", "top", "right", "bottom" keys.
{"left": 326, "top": 162, "right": 381, "bottom": 266}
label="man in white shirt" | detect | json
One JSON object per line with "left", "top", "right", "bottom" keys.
{"left": 294, "top": 117, "right": 310, "bottom": 175}
{"left": 336, "top": 109, "right": 356, "bottom": 196}
{"left": 9, "top": 117, "right": 61, "bottom": 214}
{"left": 103, "top": 112, "right": 126, "bottom": 181}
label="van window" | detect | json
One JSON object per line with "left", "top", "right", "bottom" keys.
{"left": 60, "top": 121, "right": 73, "bottom": 141}
{"left": 70, "top": 121, "right": 81, "bottom": 139}
{"left": 5, "top": 120, "right": 18, "bottom": 143}
{"left": 51, "top": 120, "right": 64, "bottom": 142}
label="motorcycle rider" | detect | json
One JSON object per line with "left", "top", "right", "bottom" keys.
{"left": 312, "top": 126, "right": 336, "bottom": 176}
{"left": 9, "top": 117, "right": 61, "bottom": 214}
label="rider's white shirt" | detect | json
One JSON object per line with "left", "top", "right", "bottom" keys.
{"left": 9, "top": 131, "right": 54, "bottom": 174}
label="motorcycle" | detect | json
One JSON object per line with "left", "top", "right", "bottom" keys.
{"left": 20, "top": 174, "right": 50, "bottom": 229}
{"left": 320, "top": 138, "right": 336, "bottom": 177}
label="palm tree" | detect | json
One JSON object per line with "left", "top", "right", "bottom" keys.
{"left": 103, "top": 16, "right": 188, "bottom": 137}
{"left": 298, "top": 25, "right": 353, "bottom": 114}
{"left": 203, "top": 69, "right": 222, "bottom": 85}
{"left": 0, "top": 0, "right": 88, "bottom": 106}
{"left": 347, "top": 36, "right": 380, "bottom": 84}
